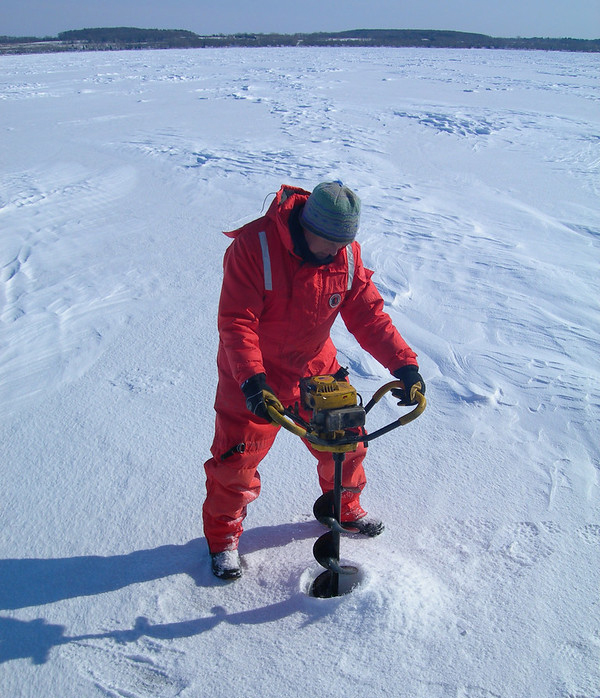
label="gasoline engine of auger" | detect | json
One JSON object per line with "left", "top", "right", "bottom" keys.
{"left": 265, "top": 373, "right": 426, "bottom": 598}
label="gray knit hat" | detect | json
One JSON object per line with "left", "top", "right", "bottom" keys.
{"left": 300, "top": 181, "right": 361, "bottom": 243}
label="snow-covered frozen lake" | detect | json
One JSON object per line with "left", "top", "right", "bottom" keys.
{"left": 1, "top": 46, "right": 599, "bottom": 697}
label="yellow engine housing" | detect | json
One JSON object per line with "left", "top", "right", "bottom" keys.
{"left": 300, "top": 375, "right": 366, "bottom": 452}
{"left": 301, "top": 375, "right": 358, "bottom": 411}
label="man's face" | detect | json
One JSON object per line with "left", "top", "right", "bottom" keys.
{"left": 303, "top": 228, "right": 346, "bottom": 263}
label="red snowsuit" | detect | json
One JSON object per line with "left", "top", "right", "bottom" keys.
{"left": 202, "top": 185, "right": 418, "bottom": 553}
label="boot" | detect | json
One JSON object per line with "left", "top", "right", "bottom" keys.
{"left": 211, "top": 550, "right": 242, "bottom": 580}
{"left": 341, "top": 516, "right": 384, "bottom": 537}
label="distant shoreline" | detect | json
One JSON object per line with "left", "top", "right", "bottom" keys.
{"left": 1, "top": 27, "right": 599, "bottom": 55}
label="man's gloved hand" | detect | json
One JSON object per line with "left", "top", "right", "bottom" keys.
{"left": 241, "top": 373, "right": 283, "bottom": 423}
{"left": 392, "top": 365, "right": 426, "bottom": 406}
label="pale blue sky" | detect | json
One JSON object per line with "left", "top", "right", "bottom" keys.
{"left": 2, "top": 0, "right": 599, "bottom": 40}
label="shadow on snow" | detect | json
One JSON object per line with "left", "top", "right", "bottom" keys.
{"left": 0, "top": 520, "right": 326, "bottom": 665}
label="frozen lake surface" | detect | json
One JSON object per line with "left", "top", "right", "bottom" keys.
{"left": 1, "top": 47, "right": 599, "bottom": 698}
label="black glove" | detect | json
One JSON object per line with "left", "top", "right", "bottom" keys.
{"left": 241, "top": 373, "right": 283, "bottom": 423}
{"left": 392, "top": 365, "right": 426, "bottom": 406}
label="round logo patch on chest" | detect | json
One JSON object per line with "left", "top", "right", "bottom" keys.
{"left": 329, "top": 293, "right": 342, "bottom": 308}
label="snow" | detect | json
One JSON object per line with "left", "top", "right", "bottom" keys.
{"left": 1, "top": 46, "right": 599, "bottom": 697}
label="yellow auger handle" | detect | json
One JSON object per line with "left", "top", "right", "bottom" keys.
{"left": 365, "top": 380, "right": 426, "bottom": 426}
{"left": 266, "top": 401, "right": 308, "bottom": 438}
{"left": 267, "top": 380, "right": 426, "bottom": 440}
{"left": 398, "top": 390, "right": 426, "bottom": 425}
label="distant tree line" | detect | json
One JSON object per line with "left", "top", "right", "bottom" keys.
{"left": 1, "top": 27, "right": 598, "bottom": 54}
{"left": 58, "top": 27, "right": 199, "bottom": 45}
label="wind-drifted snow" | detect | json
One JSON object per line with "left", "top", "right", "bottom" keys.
{"left": 0, "top": 47, "right": 598, "bottom": 698}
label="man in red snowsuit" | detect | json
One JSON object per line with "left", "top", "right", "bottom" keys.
{"left": 203, "top": 182, "right": 425, "bottom": 579}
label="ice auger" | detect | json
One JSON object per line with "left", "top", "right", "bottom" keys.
{"left": 266, "top": 373, "right": 426, "bottom": 598}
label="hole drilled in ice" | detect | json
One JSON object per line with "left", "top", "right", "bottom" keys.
{"left": 300, "top": 562, "right": 366, "bottom": 598}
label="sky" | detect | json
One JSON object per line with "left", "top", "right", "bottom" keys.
{"left": 1, "top": 0, "right": 599, "bottom": 40}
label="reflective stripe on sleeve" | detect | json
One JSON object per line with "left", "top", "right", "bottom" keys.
{"left": 346, "top": 243, "right": 355, "bottom": 291}
{"left": 259, "top": 230, "right": 272, "bottom": 291}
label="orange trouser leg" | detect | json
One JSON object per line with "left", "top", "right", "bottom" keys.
{"left": 202, "top": 408, "right": 279, "bottom": 553}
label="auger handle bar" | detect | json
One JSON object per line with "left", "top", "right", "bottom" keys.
{"left": 266, "top": 380, "right": 426, "bottom": 448}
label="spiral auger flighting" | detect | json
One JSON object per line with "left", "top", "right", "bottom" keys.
{"left": 311, "top": 454, "right": 360, "bottom": 598}
{"left": 266, "top": 374, "right": 426, "bottom": 599}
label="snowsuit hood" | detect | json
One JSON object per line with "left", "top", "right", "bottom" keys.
{"left": 225, "top": 184, "right": 310, "bottom": 257}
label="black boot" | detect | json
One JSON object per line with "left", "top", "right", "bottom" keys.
{"left": 341, "top": 516, "right": 384, "bottom": 537}
{"left": 211, "top": 550, "right": 242, "bottom": 580}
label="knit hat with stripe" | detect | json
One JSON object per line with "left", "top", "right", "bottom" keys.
{"left": 300, "top": 181, "right": 361, "bottom": 243}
